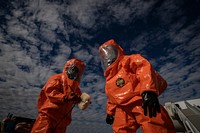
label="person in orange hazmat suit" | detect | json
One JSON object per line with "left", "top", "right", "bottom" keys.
{"left": 99, "top": 39, "right": 176, "bottom": 133}
{"left": 31, "top": 58, "right": 86, "bottom": 133}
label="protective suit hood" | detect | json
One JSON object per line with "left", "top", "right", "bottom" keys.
{"left": 99, "top": 39, "right": 125, "bottom": 72}
{"left": 63, "top": 58, "right": 85, "bottom": 81}
{"left": 62, "top": 58, "right": 85, "bottom": 94}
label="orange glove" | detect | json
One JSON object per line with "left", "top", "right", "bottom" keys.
{"left": 64, "top": 92, "right": 81, "bottom": 104}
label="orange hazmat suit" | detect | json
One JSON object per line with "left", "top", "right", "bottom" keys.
{"left": 31, "top": 58, "right": 85, "bottom": 133}
{"left": 99, "top": 39, "right": 175, "bottom": 133}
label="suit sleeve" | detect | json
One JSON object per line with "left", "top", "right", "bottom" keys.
{"left": 106, "top": 99, "right": 117, "bottom": 115}
{"left": 155, "top": 71, "right": 167, "bottom": 95}
{"left": 131, "top": 54, "right": 159, "bottom": 95}
{"left": 75, "top": 87, "right": 82, "bottom": 97}
{"left": 44, "top": 78, "right": 66, "bottom": 103}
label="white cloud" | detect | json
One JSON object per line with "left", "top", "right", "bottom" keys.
{"left": 66, "top": 0, "right": 102, "bottom": 28}
{"left": 110, "top": 0, "right": 156, "bottom": 24}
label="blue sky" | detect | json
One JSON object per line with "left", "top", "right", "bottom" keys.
{"left": 0, "top": 0, "right": 200, "bottom": 132}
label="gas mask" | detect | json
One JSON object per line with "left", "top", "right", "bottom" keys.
{"left": 66, "top": 66, "right": 79, "bottom": 80}
{"left": 99, "top": 44, "right": 119, "bottom": 70}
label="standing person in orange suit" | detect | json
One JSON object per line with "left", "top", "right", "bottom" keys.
{"left": 99, "top": 39, "right": 176, "bottom": 133}
{"left": 31, "top": 58, "right": 86, "bottom": 133}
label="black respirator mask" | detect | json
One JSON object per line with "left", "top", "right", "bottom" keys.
{"left": 66, "top": 66, "right": 79, "bottom": 80}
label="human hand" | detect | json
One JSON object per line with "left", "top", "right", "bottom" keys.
{"left": 106, "top": 114, "right": 114, "bottom": 125}
{"left": 142, "top": 91, "right": 161, "bottom": 118}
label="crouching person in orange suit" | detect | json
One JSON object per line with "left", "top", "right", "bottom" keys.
{"left": 31, "top": 58, "right": 86, "bottom": 133}
{"left": 99, "top": 39, "right": 176, "bottom": 133}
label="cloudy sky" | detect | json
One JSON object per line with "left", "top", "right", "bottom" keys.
{"left": 0, "top": 0, "right": 200, "bottom": 132}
